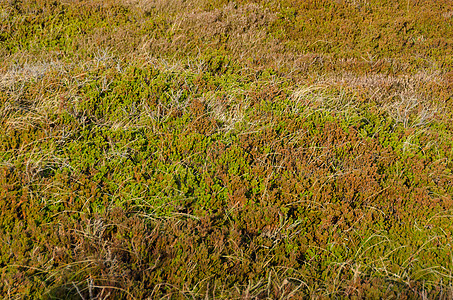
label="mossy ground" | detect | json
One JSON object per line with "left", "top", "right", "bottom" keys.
{"left": 1, "top": 0, "right": 452, "bottom": 298}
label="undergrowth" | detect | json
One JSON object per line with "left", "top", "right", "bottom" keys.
{"left": 1, "top": 0, "right": 452, "bottom": 298}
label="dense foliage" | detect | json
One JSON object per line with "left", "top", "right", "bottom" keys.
{"left": 1, "top": 0, "right": 452, "bottom": 298}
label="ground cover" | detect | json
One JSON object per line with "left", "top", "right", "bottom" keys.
{"left": 1, "top": 0, "right": 452, "bottom": 298}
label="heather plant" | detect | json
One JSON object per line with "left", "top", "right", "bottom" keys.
{"left": 1, "top": 0, "right": 452, "bottom": 298}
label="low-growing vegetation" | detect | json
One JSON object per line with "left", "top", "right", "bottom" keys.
{"left": 1, "top": 0, "right": 452, "bottom": 298}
